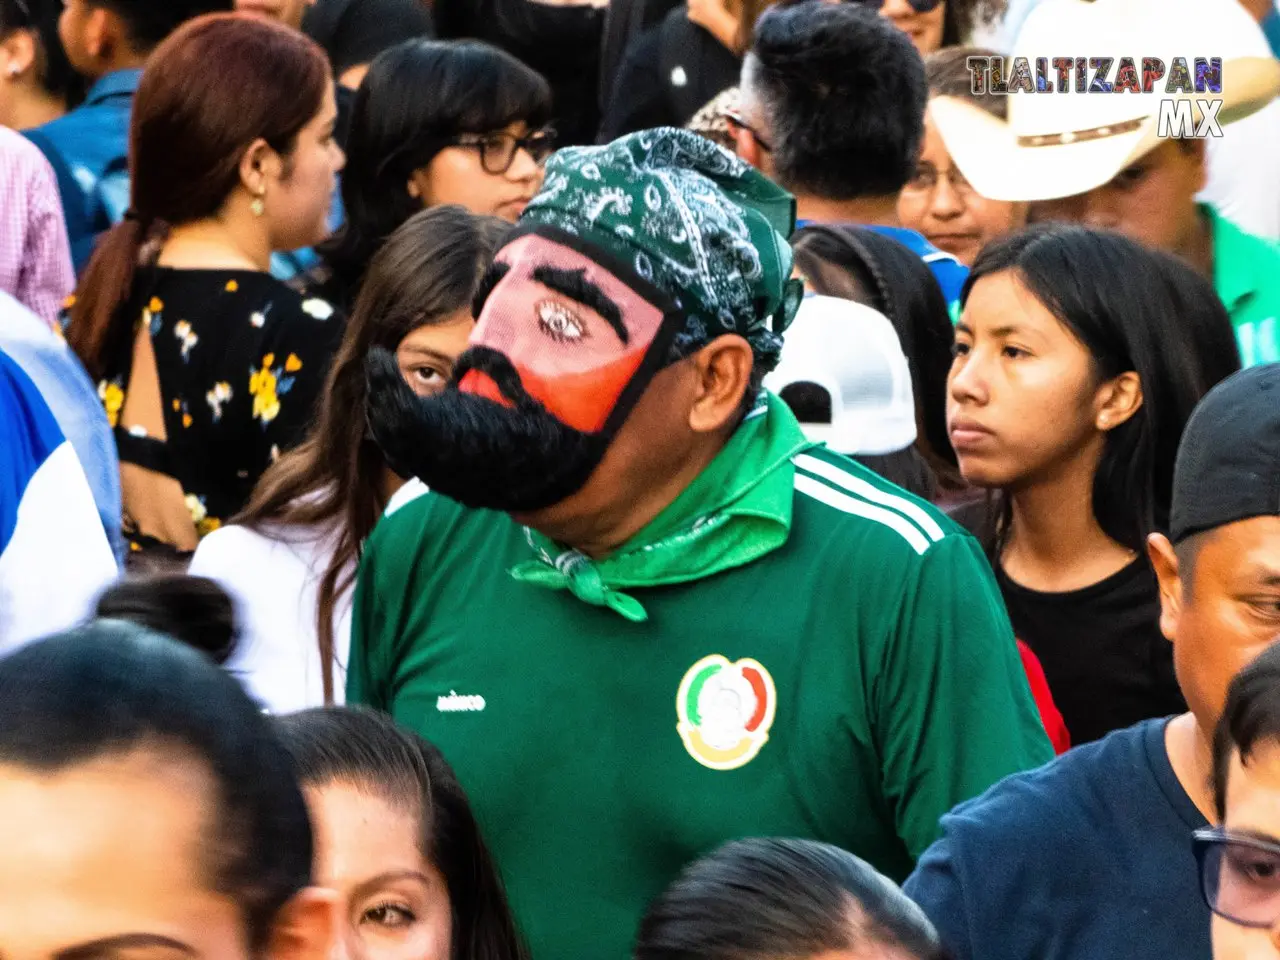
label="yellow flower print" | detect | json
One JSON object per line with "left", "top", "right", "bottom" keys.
{"left": 285, "top": 353, "right": 302, "bottom": 372}
{"left": 149, "top": 297, "right": 164, "bottom": 313}
{"left": 182, "top": 412, "right": 193, "bottom": 428}
{"left": 172, "top": 398, "right": 181, "bottom": 412}
{"left": 249, "top": 356, "right": 281, "bottom": 425}
{"left": 99, "top": 380, "right": 124, "bottom": 428}
{"left": 197, "top": 516, "right": 222, "bottom": 538}
{"left": 63, "top": 294, "right": 77, "bottom": 310}
{"left": 185, "top": 494, "right": 207, "bottom": 525}
{"left": 225, "top": 280, "right": 239, "bottom": 293}
{"left": 174, "top": 319, "right": 199, "bottom": 361}
{"left": 301, "top": 298, "right": 334, "bottom": 320}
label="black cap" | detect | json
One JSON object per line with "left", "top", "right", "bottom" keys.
{"left": 1170, "top": 363, "right": 1280, "bottom": 544}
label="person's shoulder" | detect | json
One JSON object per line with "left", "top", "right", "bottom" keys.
{"left": 935, "top": 720, "right": 1165, "bottom": 846}
{"left": 791, "top": 445, "right": 973, "bottom": 558}
{"left": 0, "top": 125, "right": 52, "bottom": 174}
{"left": 366, "top": 488, "right": 512, "bottom": 567}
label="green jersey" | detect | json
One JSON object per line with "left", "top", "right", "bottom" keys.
{"left": 1209, "top": 204, "right": 1280, "bottom": 367}
{"left": 350, "top": 417, "right": 1052, "bottom": 960}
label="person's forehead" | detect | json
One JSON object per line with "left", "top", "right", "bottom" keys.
{"left": 0, "top": 752, "right": 234, "bottom": 954}
{"left": 307, "top": 781, "right": 426, "bottom": 890}
{"left": 1225, "top": 744, "right": 1280, "bottom": 833}
{"left": 1196, "top": 516, "right": 1280, "bottom": 586}
{"left": 495, "top": 233, "right": 652, "bottom": 301}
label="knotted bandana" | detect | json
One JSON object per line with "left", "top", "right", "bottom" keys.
{"left": 508, "top": 393, "right": 817, "bottom": 620}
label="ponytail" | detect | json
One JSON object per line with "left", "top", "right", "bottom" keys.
{"left": 66, "top": 216, "right": 169, "bottom": 381}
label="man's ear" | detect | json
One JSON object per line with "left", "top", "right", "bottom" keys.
{"left": 263, "top": 887, "right": 339, "bottom": 960}
{"left": 1186, "top": 138, "right": 1208, "bottom": 193}
{"left": 84, "top": 7, "right": 114, "bottom": 61}
{"left": 687, "top": 334, "right": 755, "bottom": 435}
{"left": 1148, "top": 532, "right": 1183, "bottom": 645}
{"left": 733, "top": 124, "right": 762, "bottom": 168}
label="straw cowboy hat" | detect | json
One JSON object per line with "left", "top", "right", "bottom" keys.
{"left": 928, "top": 0, "right": 1280, "bottom": 202}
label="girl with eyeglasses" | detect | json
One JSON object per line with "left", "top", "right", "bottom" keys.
{"left": 300, "top": 38, "right": 552, "bottom": 314}
{"left": 0, "top": 0, "right": 83, "bottom": 129}
{"left": 897, "top": 46, "right": 1028, "bottom": 267}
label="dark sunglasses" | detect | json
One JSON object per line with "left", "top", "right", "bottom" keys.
{"left": 847, "top": 0, "right": 943, "bottom": 12}
{"left": 1194, "top": 827, "right": 1280, "bottom": 929}
{"left": 446, "top": 128, "right": 557, "bottom": 176}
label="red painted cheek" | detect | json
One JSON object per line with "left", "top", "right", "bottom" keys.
{"left": 458, "top": 370, "right": 513, "bottom": 409}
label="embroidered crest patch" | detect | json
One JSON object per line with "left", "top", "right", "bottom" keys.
{"left": 676, "top": 655, "right": 777, "bottom": 770}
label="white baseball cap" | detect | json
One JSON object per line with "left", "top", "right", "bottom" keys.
{"left": 765, "top": 295, "right": 917, "bottom": 456}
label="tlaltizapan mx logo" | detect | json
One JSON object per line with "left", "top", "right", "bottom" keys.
{"left": 967, "top": 55, "right": 1227, "bottom": 138}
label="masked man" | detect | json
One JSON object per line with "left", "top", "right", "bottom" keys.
{"left": 350, "top": 128, "right": 1053, "bottom": 960}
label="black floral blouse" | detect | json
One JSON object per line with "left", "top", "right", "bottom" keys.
{"left": 95, "top": 268, "right": 341, "bottom": 545}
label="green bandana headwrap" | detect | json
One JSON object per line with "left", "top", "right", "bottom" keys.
{"left": 520, "top": 127, "right": 803, "bottom": 371}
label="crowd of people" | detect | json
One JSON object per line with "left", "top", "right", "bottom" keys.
{"left": 5, "top": 0, "right": 1280, "bottom": 958}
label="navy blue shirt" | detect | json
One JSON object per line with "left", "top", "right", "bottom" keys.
{"left": 904, "top": 718, "right": 1210, "bottom": 960}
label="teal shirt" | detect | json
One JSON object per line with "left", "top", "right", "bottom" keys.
{"left": 350, "top": 439, "right": 1053, "bottom": 960}
{"left": 1209, "top": 205, "right": 1280, "bottom": 367}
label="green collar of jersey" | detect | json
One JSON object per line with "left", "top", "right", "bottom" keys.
{"left": 509, "top": 392, "right": 817, "bottom": 622}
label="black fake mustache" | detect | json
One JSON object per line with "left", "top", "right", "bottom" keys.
{"left": 364, "top": 345, "right": 607, "bottom": 514}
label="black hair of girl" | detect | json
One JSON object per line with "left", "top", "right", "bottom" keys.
{"left": 792, "top": 224, "right": 958, "bottom": 472}
{"left": 0, "top": 0, "right": 84, "bottom": 107}
{"left": 319, "top": 38, "right": 552, "bottom": 297}
{"left": 95, "top": 573, "right": 239, "bottom": 665}
{"left": 635, "top": 837, "right": 946, "bottom": 960}
{"left": 238, "top": 205, "right": 510, "bottom": 704}
{"left": 965, "top": 223, "right": 1241, "bottom": 553}
{"left": 0, "top": 621, "right": 313, "bottom": 951}
{"left": 274, "top": 707, "right": 530, "bottom": 960}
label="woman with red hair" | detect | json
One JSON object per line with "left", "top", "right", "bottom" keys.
{"left": 65, "top": 12, "right": 345, "bottom": 568}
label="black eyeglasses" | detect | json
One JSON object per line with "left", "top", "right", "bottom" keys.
{"left": 847, "top": 0, "right": 942, "bottom": 11}
{"left": 1194, "top": 827, "right": 1280, "bottom": 929}
{"left": 446, "top": 128, "right": 557, "bottom": 176}
{"left": 724, "top": 112, "right": 772, "bottom": 153}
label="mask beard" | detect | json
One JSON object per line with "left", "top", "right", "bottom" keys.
{"left": 364, "top": 346, "right": 608, "bottom": 513}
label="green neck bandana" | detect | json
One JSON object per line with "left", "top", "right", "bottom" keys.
{"left": 509, "top": 393, "right": 816, "bottom": 621}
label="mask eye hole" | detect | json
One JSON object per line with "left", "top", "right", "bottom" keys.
{"left": 537, "top": 300, "right": 588, "bottom": 343}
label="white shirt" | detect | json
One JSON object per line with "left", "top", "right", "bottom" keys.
{"left": 188, "top": 479, "right": 428, "bottom": 713}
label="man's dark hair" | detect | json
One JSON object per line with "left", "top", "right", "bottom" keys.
{"left": 746, "top": 1, "right": 927, "bottom": 199}
{"left": 635, "top": 837, "right": 946, "bottom": 960}
{"left": 88, "top": 0, "right": 234, "bottom": 53}
{"left": 0, "top": 621, "right": 313, "bottom": 949}
{"left": 1213, "top": 639, "right": 1280, "bottom": 820}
